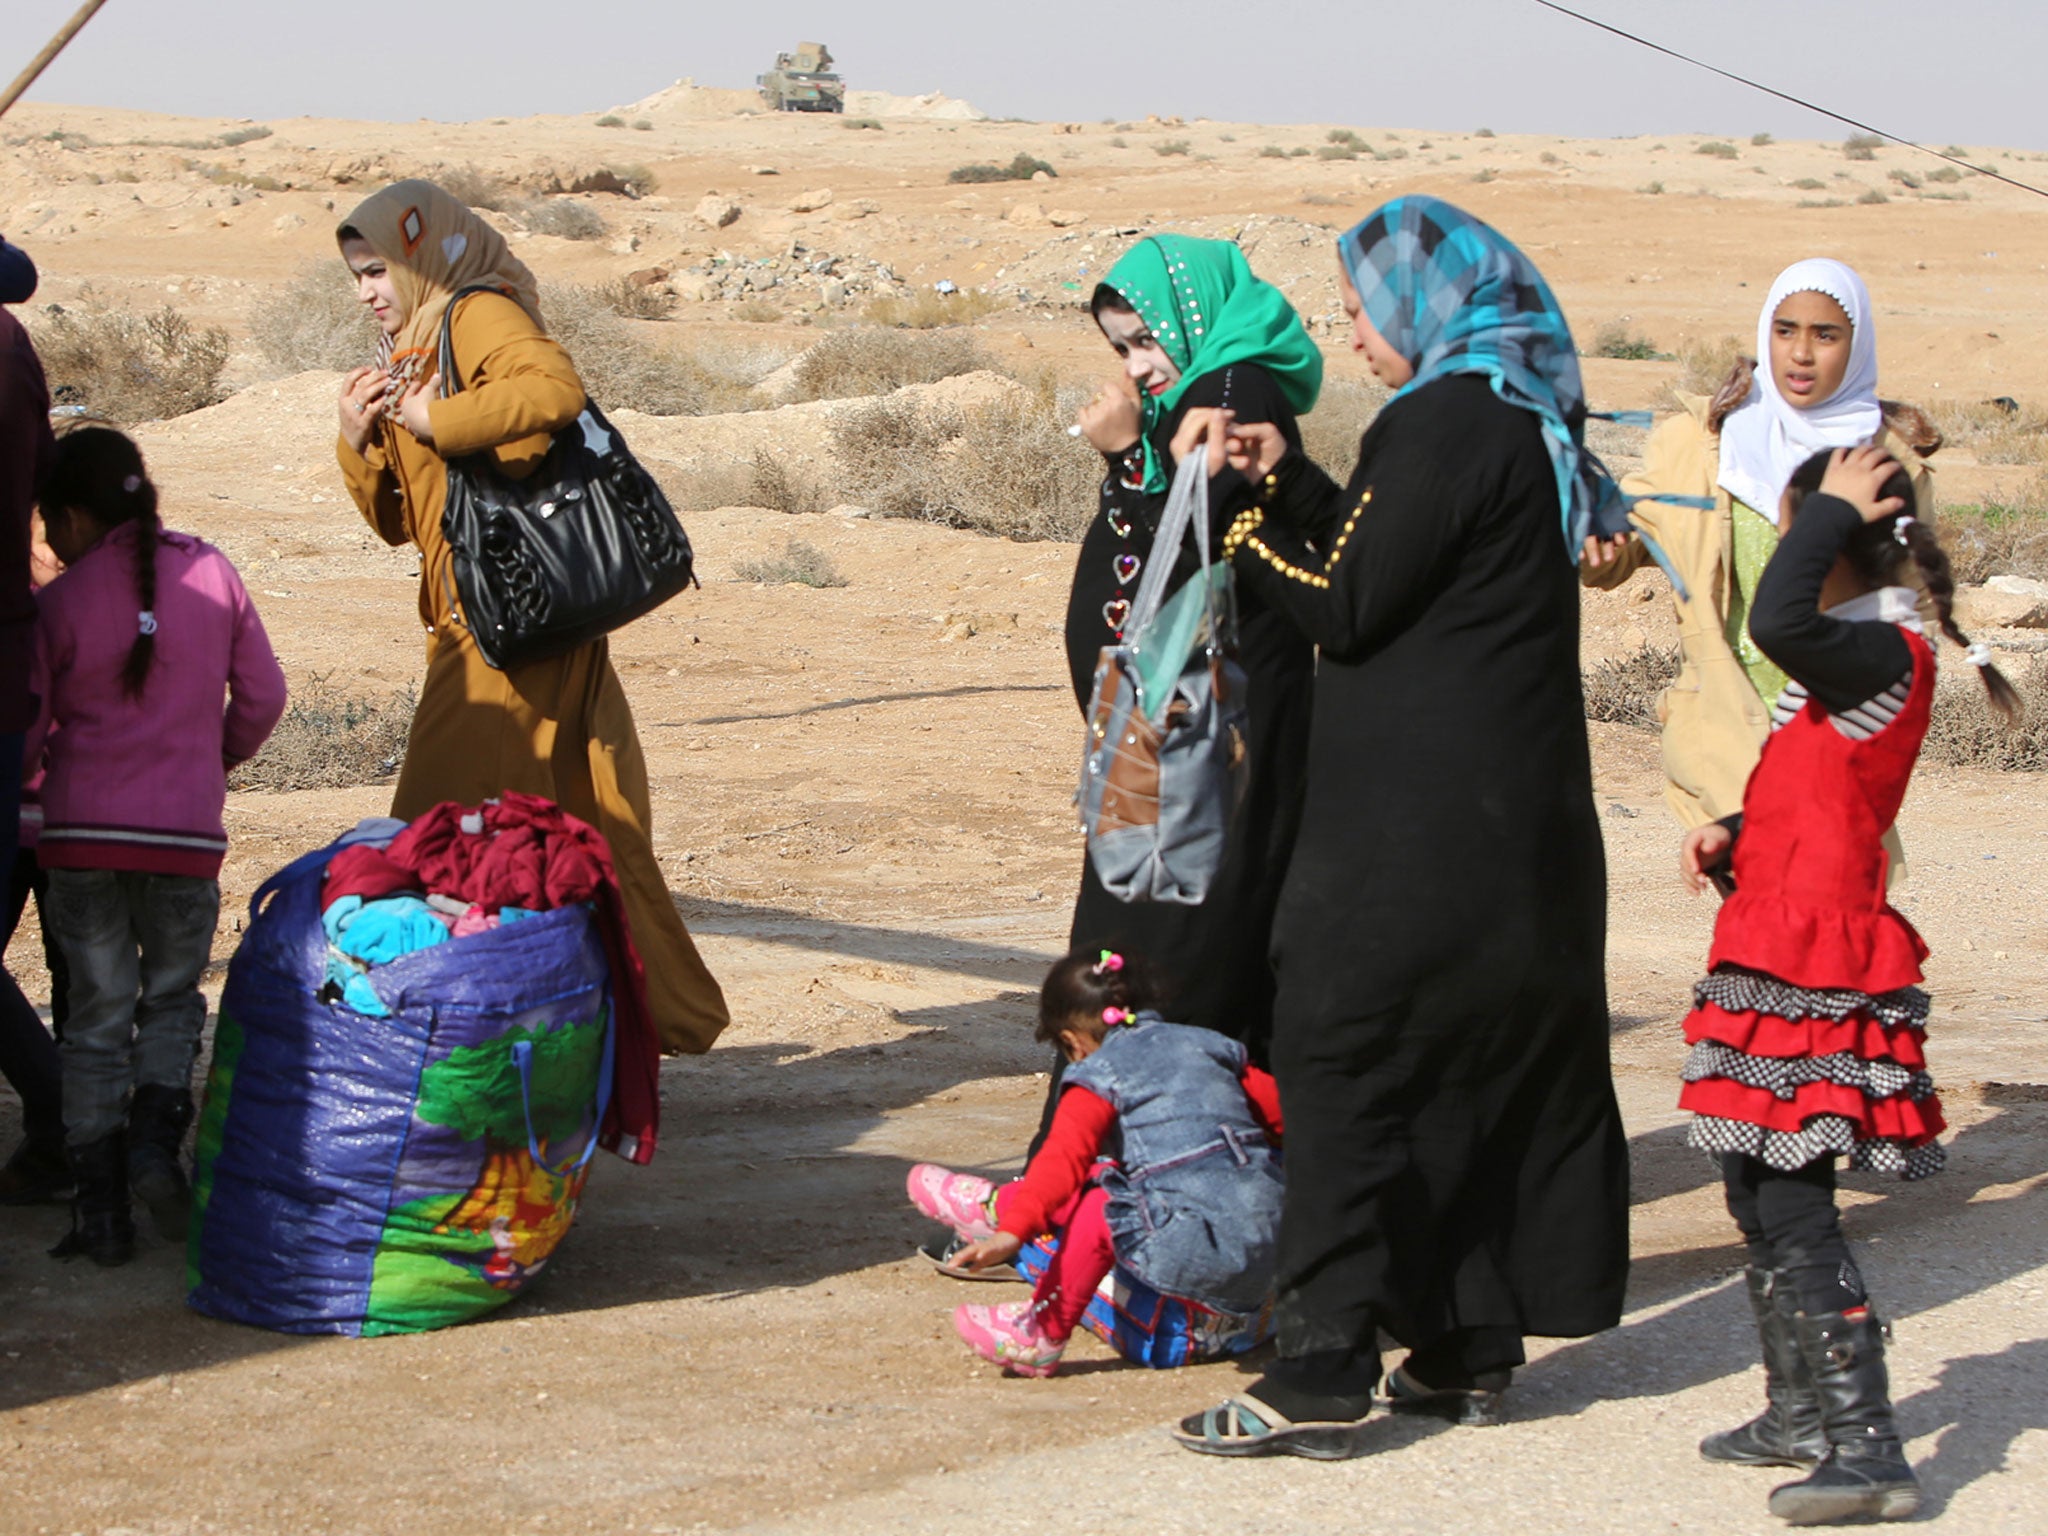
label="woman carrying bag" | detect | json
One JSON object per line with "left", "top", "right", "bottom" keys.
{"left": 333, "top": 180, "right": 728, "bottom": 1059}
{"left": 1064, "top": 234, "right": 1323, "bottom": 1065}
{"left": 1169, "top": 197, "right": 1629, "bottom": 1457}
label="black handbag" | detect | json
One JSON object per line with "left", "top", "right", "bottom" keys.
{"left": 436, "top": 284, "right": 696, "bottom": 670}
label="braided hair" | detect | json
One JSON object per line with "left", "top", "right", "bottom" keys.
{"left": 41, "top": 427, "right": 161, "bottom": 698}
{"left": 1784, "top": 449, "right": 2021, "bottom": 722}
{"left": 1035, "top": 948, "right": 1159, "bottom": 1047}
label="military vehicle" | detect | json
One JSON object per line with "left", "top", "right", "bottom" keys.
{"left": 758, "top": 43, "right": 845, "bottom": 113}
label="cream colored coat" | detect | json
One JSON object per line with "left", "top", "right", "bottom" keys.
{"left": 1584, "top": 393, "right": 1933, "bottom": 832}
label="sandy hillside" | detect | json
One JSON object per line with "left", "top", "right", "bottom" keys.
{"left": 3, "top": 97, "right": 2048, "bottom": 1536}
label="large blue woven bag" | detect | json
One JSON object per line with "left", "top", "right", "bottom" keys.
{"left": 187, "top": 827, "right": 612, "bottom": 1336}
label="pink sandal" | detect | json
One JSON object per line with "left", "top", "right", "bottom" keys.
{"left": 906, "top": 1164, "right": 997, "bottom": 1240}
{"left": 954, "top": 1301, "right": 1065, "bottom": 1378}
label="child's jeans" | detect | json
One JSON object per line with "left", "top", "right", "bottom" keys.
{"left": 997, "top": 1180, "right": 1115, "bottom": 1343}
{"left": 43, "top": 870, "right": 219, "bottom": 1146}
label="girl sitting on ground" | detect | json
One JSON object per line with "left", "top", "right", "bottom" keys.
{"left": 1678, "top": 444, "right": 2015, "bottom": 1525}
{"left": 26, "top": 427, "right": 287, "bottom": 1266}
{"left": 907, "top": 949, "right": 1284, "bottom": 1377}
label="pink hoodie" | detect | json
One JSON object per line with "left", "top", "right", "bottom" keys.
{"left": 24, "top": 523, "right": 287, "bottom": 878}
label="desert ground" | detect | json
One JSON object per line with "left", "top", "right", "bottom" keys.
{"left": 3, "top": 88, "right": 2047, "bottom": 1535}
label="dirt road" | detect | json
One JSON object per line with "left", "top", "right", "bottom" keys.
{"left": 5, "top": 499, "right": 2046, "bottom": 1536}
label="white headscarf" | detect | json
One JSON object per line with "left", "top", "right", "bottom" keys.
{"left": 1715, "top": 258, "right": 1883, "bottom": 523}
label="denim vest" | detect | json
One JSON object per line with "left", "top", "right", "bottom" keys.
{"left": 1064, "top": 1012, "right": 1283, "bottom": 1314}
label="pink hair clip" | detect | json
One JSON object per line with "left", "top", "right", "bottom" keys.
{"left": 1102, "top": 1006, "right": 1130, "bottom": 1026}
{"left": 1092, "top": 949, "right": 1125, "bottom": 977}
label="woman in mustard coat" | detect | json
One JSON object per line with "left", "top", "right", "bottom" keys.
{"left": 333, "top": 179, "right": 728, "bottom": 1055}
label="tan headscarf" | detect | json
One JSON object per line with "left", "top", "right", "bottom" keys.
{"left": 337, "top": 178, "right": 544, "bottom": 377}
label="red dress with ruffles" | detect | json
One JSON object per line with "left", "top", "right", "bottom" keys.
{"left": 1680, "top": 626, "right": 1945, "bottom": 1179}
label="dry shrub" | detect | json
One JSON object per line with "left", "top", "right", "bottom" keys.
{"left": 832, "top": 378, "right": 1101, "bottom": 541}
{"left": 747, "top": 448, "right": 828, "bottom": 515}
{"left": 1843, "top": 133, "right": 1883, "bottom": 161}
{"left": 730, "top": 300, "right": 783, "bottom": 324}
{"left": 540, "top": 283, "right": 762, "bottom": 415}
{"left": 605, "top": 163, "right": 656, "bottom": 198}
{"left": 1696, "top": 141, "right": 1739, "bottom": 158}
{"left": 791, "top": 327, "right": 990, "bottom": 403}
{"left": 438, "top": 164, "right": 517, "bottom": 212}
{"left": 732, "top": 538, "right": 848, "bottom": 587}
{"left": 1588, "top": 319, "right": 1662, "bottom": 361}
{"left": 1938, "top": 495, "right": 2048, "bottom": 584}
{"left": 1924, "top": 660, "right": 2048, "bottom": 772}
{"left": 665, "top": 461, "right": 756, "bottom": 512}
{"left": 519, "top": 198, "right": 607, "bottom": 240}
{"left": 1672, "top": 334, "right": 1747, "bottom": 402}
{"left": 1300, "top": 378, "right": 1390, "bottom": 485}
{"left": 34, "top": 298, "right": 230, "bottom": 422}
{"left": 1583, "top": 643, "right": 1681, "bottom": 729}
{"left": 591, "top": 275, "right": 675, "bottom": 321}
{"left": 948, "top": 153, "right": 1056, "bottom": 184}
{"left": 1928, "top": 401, "right": 2048, "bottom": 468}
{"left": 251, "top": 262, "right": 380, "bottom": 373}
{"left": 232, "top": 676, "right": 416, "bottom": 792}
{"left": 861, "top": 288, "right": 1005, "bottom": 328}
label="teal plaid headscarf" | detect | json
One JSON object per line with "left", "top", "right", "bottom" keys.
{"left": 1101, "top": 235, "right": 1324, "bottom": 493}
{"left": 1340, "top": 196, "right": 1625, "bottom": 558}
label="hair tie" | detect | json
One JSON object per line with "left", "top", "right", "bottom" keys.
{"left": 1965, "top": 641, "right": 1993, "bottom": 669}
{"left": 122, "top": 474, "right": 142, "bottom": 494}
{"left": 1101, "top": 1007, "right": 1130, "bottom": 1027}
{"left": 137, "top": 610, "right": 157, "bottom": 636}
{"left": 1892, "top": 515, "right": 1917, "bottom": 546}
{"left": 1092, "top": 949, "right": 1125, "bottom": 977}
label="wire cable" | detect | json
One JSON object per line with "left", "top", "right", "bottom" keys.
{"left": 1529, "top": 0, "right": 2048, "bottom": 201}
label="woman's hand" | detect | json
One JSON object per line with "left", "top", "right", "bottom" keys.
{"left": 1225, "top": 418, "right": 1289, "bottom": 481}
{"left": 1680, "top": 822, "right": 1734, "bottom": 895}
{"left": 338, "top": 366, "right": 394, "bottom": 454}
{"left": 1581, "top": 531, "right": 1634, "bottom": 569}
{"left": 1076, "top": 380, "right": 1141, "bottom": 454}
{"left": 1818, "top": 445, "right": 1908, "bottom": 522}
{"left": 948, "top": 1231, "right": 1023, "bottom": 1273}
{"left": 394, "top": 371, "right": 443, "bottom": 445}
{"left": 1169, "top": 407, "right": 1226, "bottom": 476}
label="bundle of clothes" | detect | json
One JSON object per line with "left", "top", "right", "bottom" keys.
{"left": 312, "top": 791, "right": 661, "bottom": 1164}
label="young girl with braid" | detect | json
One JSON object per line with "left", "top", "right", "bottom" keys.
{"left": 25, "top": 427, "right": 286, "bottom": 1266}
{"left": 1679, "top": 444, "right": 2015, "bottom": 1526}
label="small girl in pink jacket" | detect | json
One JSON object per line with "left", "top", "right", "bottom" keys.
{"left": 26, "top": 427, "right": 286, "bottom": 1266}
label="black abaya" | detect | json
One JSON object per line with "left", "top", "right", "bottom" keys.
{"left": 1061, "top": 364, "right": 1314, "bottom": 1065}
{"left": 1228, "top": 375, "right": 1629, "bottom": 1392}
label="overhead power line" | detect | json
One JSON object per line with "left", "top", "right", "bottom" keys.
{"left": 1529, "top": 0, "right": 2048, "bottom": 201}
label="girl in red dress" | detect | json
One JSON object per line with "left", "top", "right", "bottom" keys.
{"left": 1679, "top": 445, "right": 2018, "bottom": 1525}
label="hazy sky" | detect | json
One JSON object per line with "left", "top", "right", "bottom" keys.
{"left": 5, "top": 1, "right": 2040, "bottom": 151}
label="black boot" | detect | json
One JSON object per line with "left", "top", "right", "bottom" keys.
{"left": 1702, "top": 1267, "right": 1827, "bottom": 1467}
{"left": 49, "top": 1132, "right": 135, "bottom": 1267}
{"left": 127, "top": 1083, "right": 195, "bottom": 1242}
{"left": 1767, "top": 1310, "right": 1921, "bottom": 1525}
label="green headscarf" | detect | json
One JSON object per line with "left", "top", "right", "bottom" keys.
{"left": 1099, "top": 235, "right": 1324, "bottom": 493}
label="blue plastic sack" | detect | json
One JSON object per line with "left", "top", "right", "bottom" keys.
{"left": 187, "top": 827, "right": 612, "bottom": 1336}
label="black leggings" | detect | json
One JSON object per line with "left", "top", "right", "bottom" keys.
{"left": 1722, "top": 1152, "right": 1867, "bottom": 1314}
